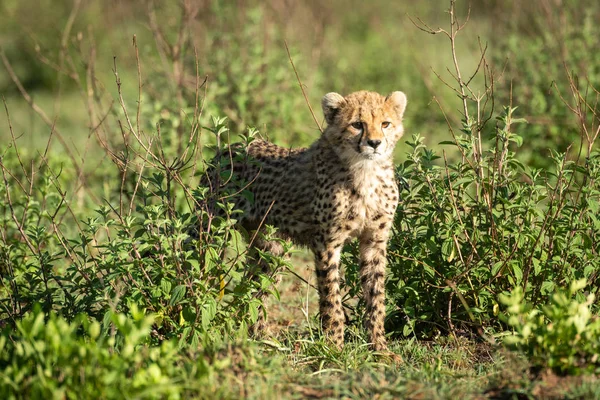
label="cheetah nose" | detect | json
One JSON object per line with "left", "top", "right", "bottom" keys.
{"left": 367, "top": 139, "right": 382, "bottom": 149}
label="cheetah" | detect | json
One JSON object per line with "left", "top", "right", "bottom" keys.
{"left": 205, "top": 90, "right": 407, "bottom": 351}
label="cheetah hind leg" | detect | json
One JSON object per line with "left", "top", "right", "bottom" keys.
{"left": 244, "top": 232, "right": 285, "bottom": 338}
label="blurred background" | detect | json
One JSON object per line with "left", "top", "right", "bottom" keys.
{"left": 1, "top": 0, "right": 599, "bottom": 170}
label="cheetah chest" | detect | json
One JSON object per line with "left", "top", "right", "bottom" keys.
{"left": 345, "top": 162, "right": 397, "bottom": 232}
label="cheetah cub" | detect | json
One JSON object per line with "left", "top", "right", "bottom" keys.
{"left": 212, "top": 90, "right": 406, "bottom": 351}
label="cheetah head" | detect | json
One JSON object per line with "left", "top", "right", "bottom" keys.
{"left": 321, "top": 90, "right": 407, "bottom": 162}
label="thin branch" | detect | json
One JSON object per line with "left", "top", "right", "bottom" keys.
{"left": 0, "top": 48, "right": 84, "bottom": 178}
{"left": 284, "top": 41, "right": 322, "bottom": 134}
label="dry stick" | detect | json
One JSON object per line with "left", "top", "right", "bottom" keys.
{"left": 129, "top": 138, "right": 155, "bottom": 215}
{"left": 115, "top": 124, "right": 131, "bottom": 216}
{"left": 551, "top": 70, "right": 592, "bottom": 271}
{"left": 432, "top": 96, "right": 476, "bottom": 170}
{"left": 412, "top": 2, "right": 484, "bottom": 192}
{"left": 448, "top": 1, "right": 471, "bottom": 120}
{"left": 413, "top": 61, "right": 462, "bottom": 127}
{"left": 284, "top": 41, "right": 322, "bottom": 134}
{"left": 465, "top": 41, "right": 488, "bottom": 87}
{"left": 445, "top": 279, "right": 495, "bottom": 345}
{"left": 190, "top": 74, "right": 209, "bottom": 187}
{"left": 119, "top": 155, "right": 129, "bottom": 217}
{"left": 447, "top": 292, "right": 455, "bottom": 335}
{"left": 283, "top": 265, "right": 317, "bottom": 291}
{"left": 20, "top": 160, "right": 35, "bottom": 233}
{"left": 2, "top": 99, "right": 29, "bottom": 194}
{"left": 83, "top": 33, "right": 115, "bottom": 156}
{"left": 191, "top": 47, "right": 201, "bottom": 136}
{"left": 72, "top": 42, "right": 104, "bottom": 208}
{"left": 477, "top": 37, "right": 500, "bottom": 128}
{"left": 0, "top": 162, "right": 38, "bottom": 256}
{"left": 133, "top": 35, "right": 143, "bottom": 139}
{"left": 567, "top": 71, "right": 600, "bottom": 153}
{"left": 111, "top": 120, "right": 157, "bottom": 168}
{"left": 36, "top": 153, "right": 93, "bottom": 269}
{"left": 448, "top": 3, "right": 485, "bottom": 205}
{"left": 54, "top": 0, "right": 82, "bottom": 116}
{"left": 561, "top": 78, "right": 600, "bottom": 259}
{"left": 188, "top": 47, "right": 206, "bottom": 147}
{"left": 3, "top": 97, "right": 30, "bottom": 186}
{"left": 4, "top": 106, "right": 50, "bottom": 235}
{"left": 0, "top": 156, "right": 28, "bottom": 197}
{"left": 116, "top": 35, "right": 144, "bottom": 216}
{"left": 181, "top": 68, "right": 208, "bottom": 169}
{"left": 113, "top": 57, "right": 160, "bottom": 165}
{"left": 32, "top": 45, "right": 79, "bottom": 81}
{"left": 0, "top": 49, "right": 83, "bottom": 178}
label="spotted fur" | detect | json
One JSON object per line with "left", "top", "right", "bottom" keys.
{"left": 206, "top": 90, "right": 407, "bottom": 350}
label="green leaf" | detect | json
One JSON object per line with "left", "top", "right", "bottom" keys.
{"left": 248, "top": 299, "right": 260, "bottom": 324}
{"left": 510, "top": 134, "right": 523, "bottom": 147}
{"left": 403, "top": 321, "right": 414, "bottom": 336}
{"left": 512, "top": 263, "right": 523, "bottom": 283}
{"left": 532, "top": 258, "right": 541, "bottom": 276}
{"left": 541, "top": 281, "right": 555, "bottom": 294}
{"left": 182, "top": 306, "right": 196, "bottom": 324}
{"left": 205, "top": 247, "right": 220, "bottom": 272}
{"left": 201, "top": 298, "right": 218, "bottom": 330}
{"left": 441, "top": 240, "right": 455, "bottom": 263}
{"left": 161, "top": 279, "right": 172, "bottom": 295}
{"left": 492, "top": 261, "right": 503, "bottom": 276}
{"left": 169, "top": 285, "right": 187, "bottom": 306}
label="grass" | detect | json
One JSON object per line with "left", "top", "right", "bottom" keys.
{"left": 192, "top": 330, "right": 600, "bottom": 399}
{"left": 235, "top": 265, "right": 600, "bottom": 399}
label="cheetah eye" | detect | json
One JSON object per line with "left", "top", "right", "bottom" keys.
{"left": 351, "top": 122, "right": 363, "bottom": 130}
{"left": 381, "top": 121, "right": 391, "bottom": 129}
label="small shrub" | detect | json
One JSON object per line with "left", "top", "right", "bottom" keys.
{"left": 0, "top": 306, "right": 205, "bottom": 399}
{"left": 499, "top": 279, "right": 600, "bottom": 374}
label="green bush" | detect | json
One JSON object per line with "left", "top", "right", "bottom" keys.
{"left": 0, "top": 306, "right": 203, "bottom": 399}
{"left": 0, "top": 115, "right": 290, "bottom": 347}
{"left": 379, "top": 127, "right": 600, "bottom": 337}
{"left": 500, "top": 279, "right": 600, "bottom": 374}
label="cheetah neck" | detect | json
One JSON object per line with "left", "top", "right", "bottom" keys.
{"left": 314, "top": 138, "right": 393, "bottom": 197}
{"left": 348, "top": 157, "right": 392, "bottom": 197}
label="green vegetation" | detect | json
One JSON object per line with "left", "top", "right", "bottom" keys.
{"left": 1, "top": 0, "right": 600, "bottom": 398}
{"left": 501, "top": 279, "right": 600, "bottom": 375}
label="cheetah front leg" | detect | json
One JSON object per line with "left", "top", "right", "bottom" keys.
{"left": 313, "top": 242, "right": 345, "bottom": 348}
{"left": 359, "top": 229, "right": 389, "bottom": 351}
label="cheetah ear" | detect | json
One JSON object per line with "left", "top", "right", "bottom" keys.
{"left": 386, "top": 91, "right": 407, "bottom": 119}
{"left": 321, "top": 92, "right": 346, "bottom": 125}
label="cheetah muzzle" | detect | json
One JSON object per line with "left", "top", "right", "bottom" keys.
{"left": 204, "top": 90, "right": 407, "bottom": 351}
